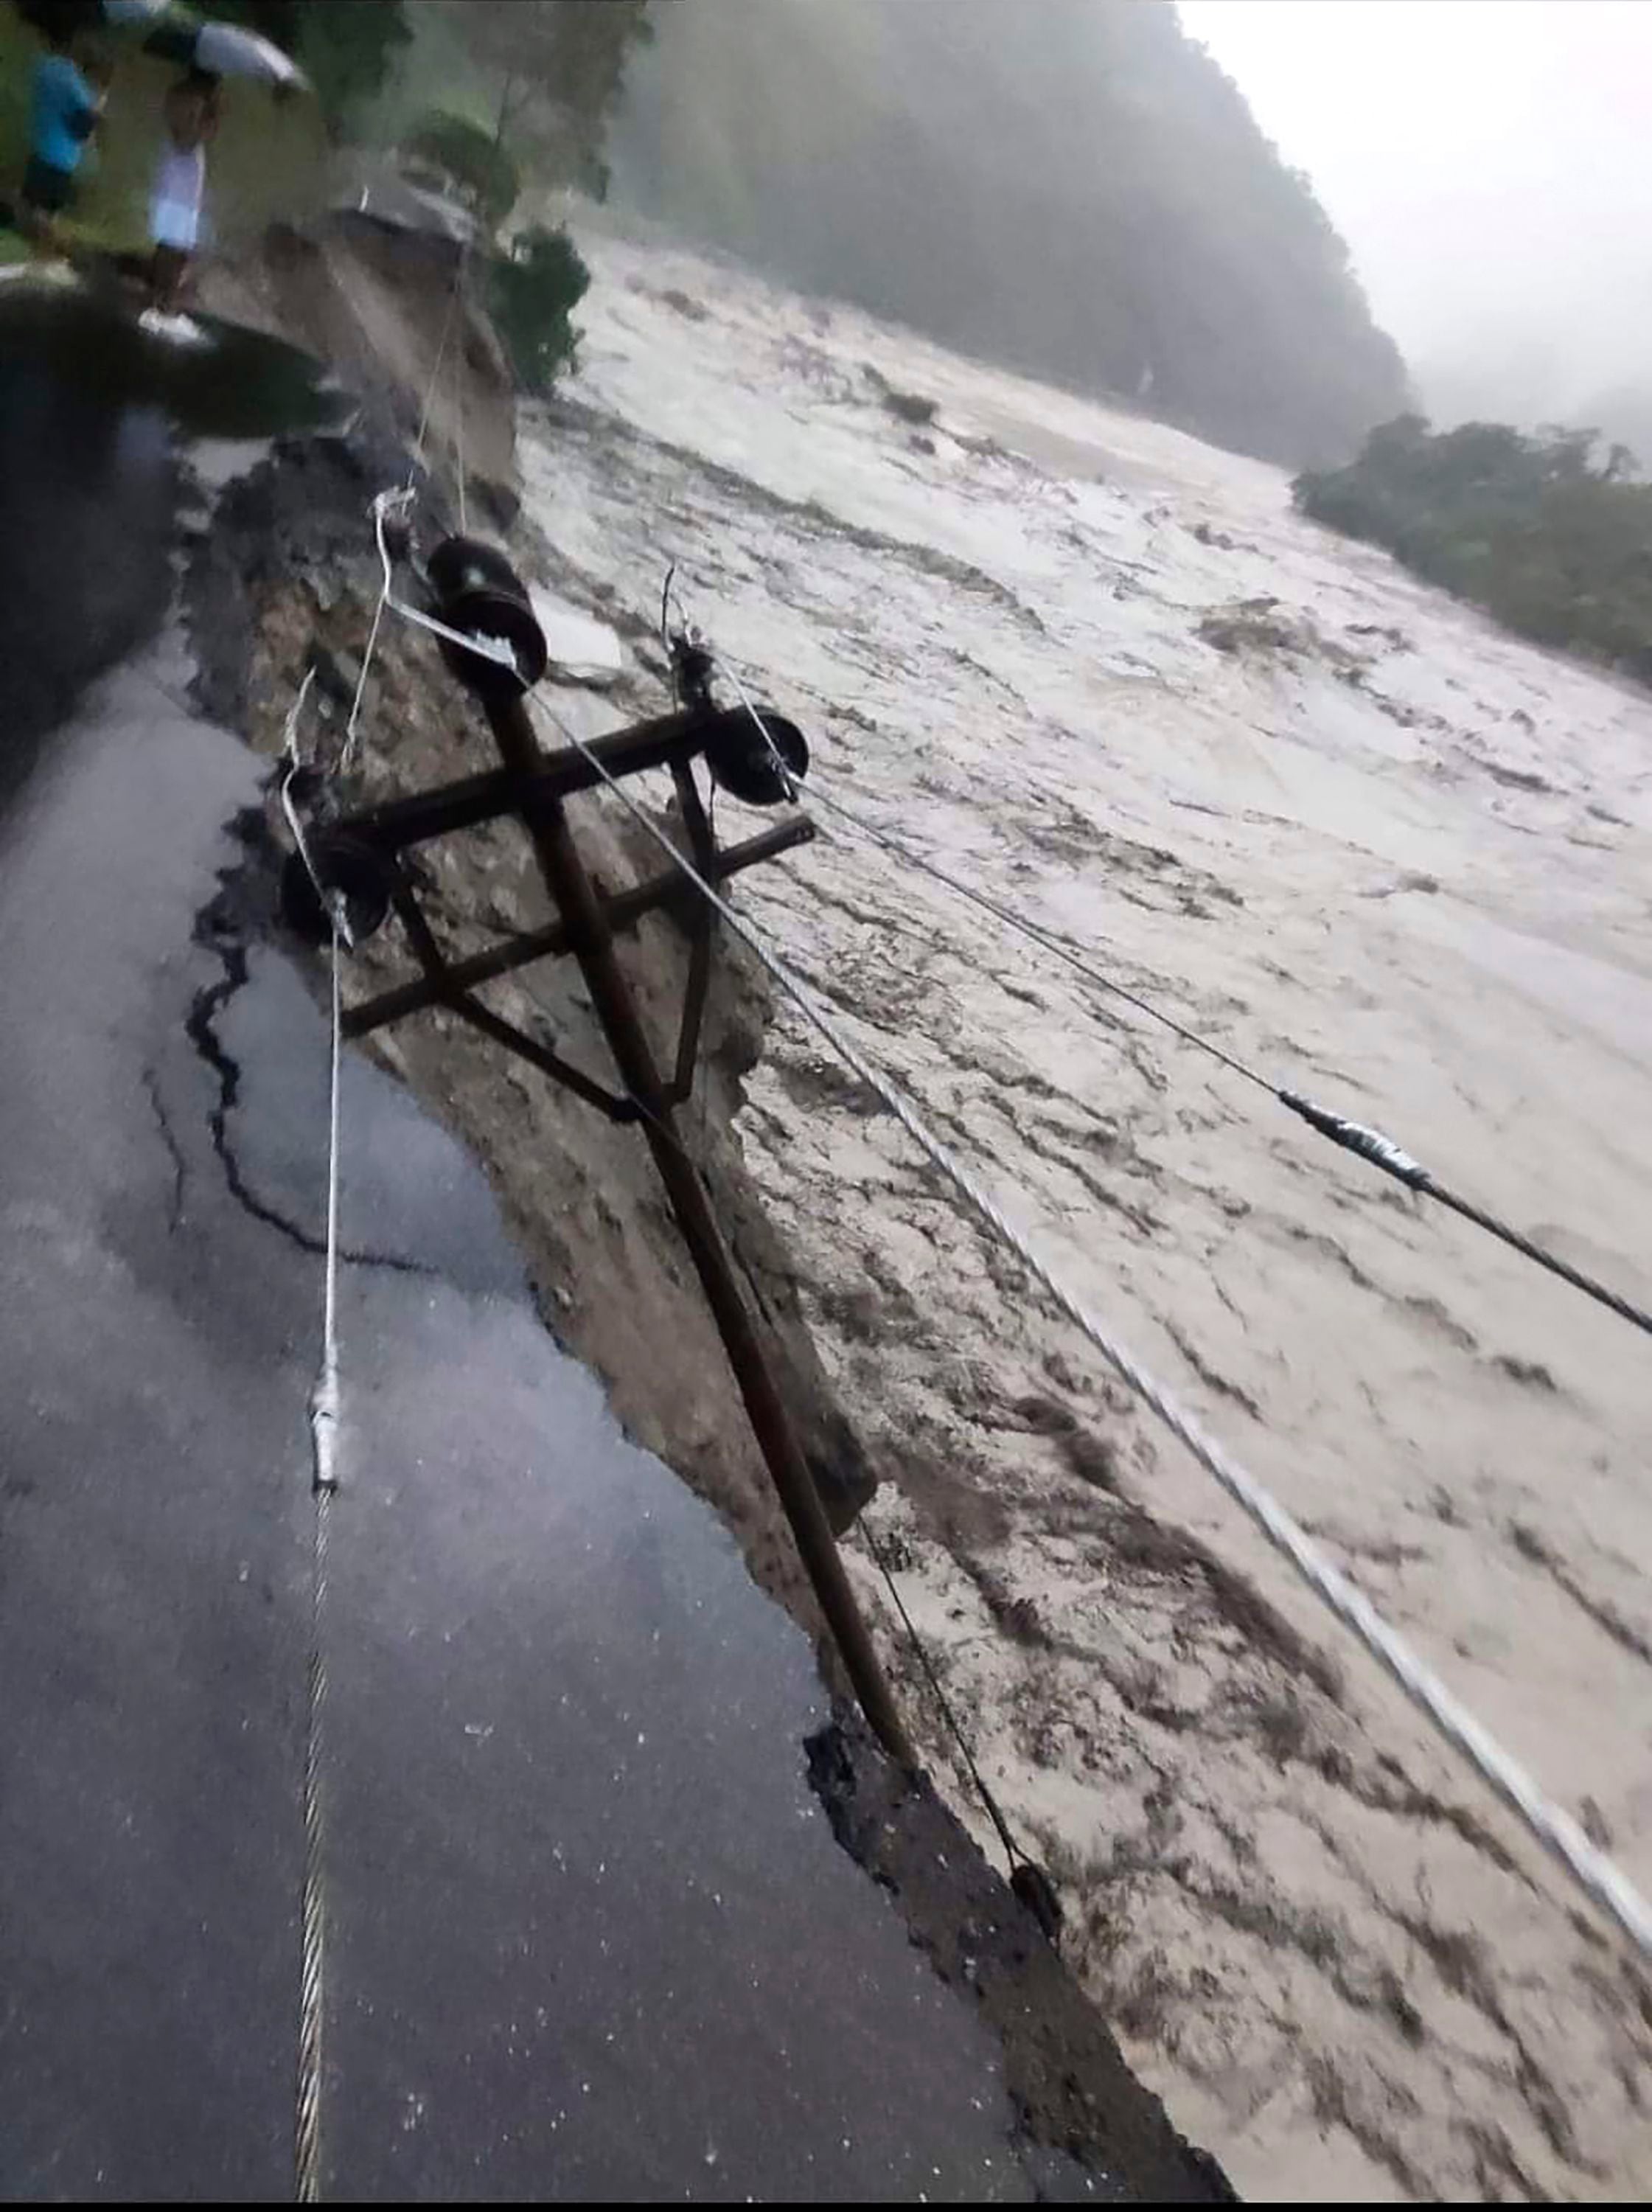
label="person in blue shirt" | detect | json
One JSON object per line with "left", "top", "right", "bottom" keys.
{"left": 18, "top": 24, "right": 111, "bottom": 240}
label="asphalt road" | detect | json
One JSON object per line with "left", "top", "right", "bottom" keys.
{"left": 0, "top": 302, "right": 1121, "bottom": 2200}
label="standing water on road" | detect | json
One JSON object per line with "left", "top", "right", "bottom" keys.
{"left": 526, "top": 227, "right": 1652, "bottom": 2199}
{"left": 0, "top": 285, "right": 338, "bottom": 799}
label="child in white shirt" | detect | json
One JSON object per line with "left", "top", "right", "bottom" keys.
{"left": 149, "top": 71, "right": 218, "bottom": 310}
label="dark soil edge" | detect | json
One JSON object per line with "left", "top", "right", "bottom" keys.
{"left": 184, "top": 410, "right": 1237, "bottom": 2204}
{"left": 809, "top": 1717, "right": 1237, "bottom": 2201}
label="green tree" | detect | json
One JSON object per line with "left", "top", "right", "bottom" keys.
{"left": 429, "top": 0, "right": 653, "bottom": 201}
{"left": 488, "top": 221, "right": 590, "bottom": 393}
{"left": 403, "top": 107, "right": 520, "bottom": 229}
{"left": 1296, "top": 418, "right": 1652, "bottom": 675}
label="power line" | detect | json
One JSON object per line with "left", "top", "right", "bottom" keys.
{"left": 857, "top": 1517, "right": 1022, "bottom": 1868}
{"left": 806, "top": 770, "right": 1271, "bottom": 1096}
{"left": 857, "top": 1512, "right": 1066, "bottom": 1942}
{"left": 530, "top": 689, "right": 1652, "bottom": 1964}
{"left": 278, "top": 399, "right": 506, "bottom": 2192}
{"left": 280, "top": 752, "right": 346, "bottom": 2204}
{"left": 295, "top": 929, "right": 341, "bottom": 2207}
{"left": 346, "top": 529, "right": 1652, "bottom": 1950}
{"left": 711, "top": 657, "right": 1652, "bottom": 1342}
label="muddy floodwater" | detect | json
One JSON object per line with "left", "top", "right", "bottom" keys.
{"left": 525, "top": 225, "right": 1652, "bottom": 2200}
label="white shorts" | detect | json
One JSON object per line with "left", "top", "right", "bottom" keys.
{"left": 150, "top": 198, "right": 199, "bottom": 252}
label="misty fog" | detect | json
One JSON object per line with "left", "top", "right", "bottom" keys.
{"left": 600, "top": 0, "right": 1648, "bottom": 462}
{"left": 1184, "top": 0, "right": 1652, "bottom": 454}
{"left": 604, "top": 0, "right": 1404, "bottom": 467}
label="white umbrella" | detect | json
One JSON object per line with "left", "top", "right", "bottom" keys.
{"left": 96, "top": 1, "right": 309, "bottom": 90}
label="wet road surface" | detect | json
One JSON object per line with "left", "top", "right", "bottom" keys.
{"left": 0, "top": 305, "right": 1113, "bottom": 2198}
{"left": 0, "top": 286, "right": 338, "bottom": 801}
{"left": 0, "top": 299, "right": 172, "bottom": 799}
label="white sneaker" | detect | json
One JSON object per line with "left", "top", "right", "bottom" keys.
{"left": 138, "top": 307, "right": 212, "bottom": 347}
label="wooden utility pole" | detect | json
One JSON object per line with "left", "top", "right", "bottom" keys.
{"left": 293, "top": 586, "right": 916, "bottom": 1770}
{"left": 477, "top": 684, "right": 916, "bottom": 1770}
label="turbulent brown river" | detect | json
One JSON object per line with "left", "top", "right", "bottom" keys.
{"left": 523, "top": 223, "right": 1652, "bottom": 2200}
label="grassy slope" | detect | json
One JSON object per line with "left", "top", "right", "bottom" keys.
{"left": 2, "top": 15, "right": 326, "bottom": 262}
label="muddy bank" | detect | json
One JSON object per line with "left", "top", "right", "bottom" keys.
{"left": 182, "top": 409, "right": 1228, "bottom": 2195}
{"left": 512, "top": 226, "right": 1652, "bottom": 2201}
{"left": 187, "top": 425, "right": 876, "bottom": 1610}
{"left": 200, "top": 206, "right": 515, "bottom": 510}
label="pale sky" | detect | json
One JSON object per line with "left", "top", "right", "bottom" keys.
{"left": 1179, "top": 0, "right": 1652, "bottom": 422}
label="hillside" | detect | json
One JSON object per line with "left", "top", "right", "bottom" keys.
{"left": 605, "top": 0, "right": 1408, "bottom": 467}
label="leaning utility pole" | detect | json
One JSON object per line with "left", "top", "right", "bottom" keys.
{"left": 286, "top": 535, "right": 914, "bottom": 1770}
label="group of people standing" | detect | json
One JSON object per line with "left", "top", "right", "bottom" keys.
{"left": 15, "top": 12, "right": 215, "bottom": 309}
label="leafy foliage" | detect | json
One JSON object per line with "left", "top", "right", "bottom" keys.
{"left": 487, "top": 222, "right": 590, "bottom": 394}
{"left": 1296, "top": 417, "right": 1652, "bottom": 674}
{"left": 403, "top": 107, "right": 520, "bottom": 228}
{"left": 422, "top": 0, "right": 652, "bottom": 200}
{"left": 608, "top": 0, "right": 1406, "bottom": 466}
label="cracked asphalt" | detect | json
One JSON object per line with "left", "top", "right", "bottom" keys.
{"left": 0, "top": 310, "right": 1158, "bottom": 2200}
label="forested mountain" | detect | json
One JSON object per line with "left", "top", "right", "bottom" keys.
{"left": 607, "top": 0, "right": 1407, "bottom": 466}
